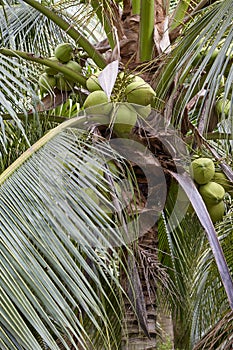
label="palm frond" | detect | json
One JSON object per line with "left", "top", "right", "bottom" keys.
{"left": 159, "top": 194, "right": 206, "bottom": 348}
{"left": 51, "top": 0, "right": 106, "bottom": 45}
{"left": 190, "top": 206, "right": 233, "bottom": 348}
{"left": 0, "top": 114, "right": 139, "bottom": 349}
{"left": 2, "top": 3, "right": 55, "bottom": 54}
{"left": 0, "top": 1, "right": 90, "bottom": 157}
{"left": 193, "top": 310, "right": 233, "bottom": 350}
{"left": 155, "top": 0, "right": 233, "bottom": 134}
{"left": 0, "top": 53, "right": 41, "bottom": 144}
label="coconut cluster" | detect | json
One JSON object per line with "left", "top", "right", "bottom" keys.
{"left": 38, "top": 43, "right": 82, "bottom": 94}
{"left": 83, "top": 72, "right": 156, "bottom": 136}
{"left": 38, "top": 44, "right": 156, "bottom": 135}
{"left": 189, "top": 157, "right": 232, "bottom": 223}
{"left": 84, "top": 71, "right": 156, "bottom": 108}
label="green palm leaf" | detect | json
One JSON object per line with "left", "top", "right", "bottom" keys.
{"left": 155, "top": 0, "right": 233, "bottom": 134}
{"left": 2, "top": 4, "right": 58, "bottom": 54}
{"left": 191, "top": 208, "right": 233, "bottom": 348}
{"left": 0, "top": 115, "right": 138, "bottom": 349}
{"left": 0, "top": 53, "right": 39, "bottom": 146}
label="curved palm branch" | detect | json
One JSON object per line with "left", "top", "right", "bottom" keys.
{"left": 0, "top": 113, "right": 140, "bottom": 349}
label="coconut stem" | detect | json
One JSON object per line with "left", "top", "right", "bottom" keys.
{"left": 139, "top": 0, "right": 155, "bottom": 61}
{"left": 0, "top": 48, "right": 87, "bottom": 87}
{"left": 132, "top": 0, "right": 140, "bottom": 15}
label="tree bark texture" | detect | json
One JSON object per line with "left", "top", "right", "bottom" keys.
{"left": 121, "top": 224, "right": 159, "bottom": 349}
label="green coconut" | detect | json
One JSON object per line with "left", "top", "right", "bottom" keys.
{"left": 83, "top": 103, "right": 112, "bottom": 118}
{"left": 86, "top": 72, "right": 102, "bottom": 92}
{"left": 191, "top": 41, "right": 221, "bottom": 68}
{"left": 125, "top": 81, "right": 156, "bottom": 106}
{"left": 64, "top": 60, "right": 82, "bottom": 82}
{"left": 38, "top": 73, "right": 56, "bottom": 94}
{"left": 44, "top": 56, "right": 60, "bottom": 75}
{"left": 213, "top": 172, "right": 233, "bottom": 192}
{"left": 206, "top": 201, "right": 225, "bottom": 223}
{"left": 132, "top": 75, "right": 147, "bottom": 83}
{"left": 199, "top": 181, "right": 225, "bottom": 205}
{"left": 54, "top": 43, "right": 73, "bottom": 63}
{"left": 117, "top": 71, "right": 130, "bottom": 81}
{"left": 191, "top": 39, "right": 205, "bottom": 66}
{"left": 112, "top": 103, "right": 138, "bottom": 137}
{"left": 56, "top": 74, "right": 74, "bottom": 91}
{"left": 83, "top": 91, "right": 108, "bottom": 109}
{"left": 189, "top": 157, "right": 215, "bottom": 185}
{"left": 216, "top": 75, "right": 226, "bottom": 96}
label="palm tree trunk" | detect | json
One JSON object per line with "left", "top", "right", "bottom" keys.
{"left": 121, "top": 224, "right": 158, "bottom": 349}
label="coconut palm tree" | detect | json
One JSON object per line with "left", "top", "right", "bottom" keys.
{"left": 0, "top": 0, "right": 233, "bottom": 349}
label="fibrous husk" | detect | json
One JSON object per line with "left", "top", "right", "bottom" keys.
{"left": 189, "top": 157, "right": 215, "bottom": 185}
{"left": 206, "top": 200, "right": 225, "bottom": 223}
{"left": 199, "top": 181, "right": 225, "bottom": 205}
